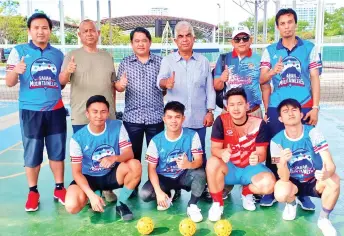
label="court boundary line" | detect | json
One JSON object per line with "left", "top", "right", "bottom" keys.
{"left": 0, "top": 141, "right": 22, "bottom": 156}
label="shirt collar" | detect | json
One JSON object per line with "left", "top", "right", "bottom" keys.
{"left": 29, "top": 40, "right": 51, "bottom": 50}
{"left": 276, "top": 36, "right": 303, "bottom": 50}
{"left": 174, "top": 51, "right": 198, "bottom": 61}
{"left": 129, "top": 52, "right": 154, "bottom": 62}
{"left": 232, "top": 48, "right": 252, "bottom": 58}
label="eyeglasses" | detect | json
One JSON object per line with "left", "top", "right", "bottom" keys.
{"left": 233, "top": 36, "right": 250, "bottom": 43}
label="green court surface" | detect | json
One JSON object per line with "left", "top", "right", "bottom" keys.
{"left": 0, "top": 110, "right": 343, "bottom": 236}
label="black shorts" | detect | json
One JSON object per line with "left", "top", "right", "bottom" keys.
{"left": 290, "top": 178, "right": 321, "bottom": 198}
{"left": 70, "top": 163, "right": 123, "bottom": 191}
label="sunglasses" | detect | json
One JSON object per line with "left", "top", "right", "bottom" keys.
{"left": 233, "top": 36, "right": 250, "bottom": 43}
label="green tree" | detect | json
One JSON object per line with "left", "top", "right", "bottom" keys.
{"left": 0, "top": 0, "right": 19, "bottom": 16}
{"left": 324, "top": 7, "right": 344, "bottom": 36}
{"left": 100, "top": 23, "right": 122, "bottom": 45}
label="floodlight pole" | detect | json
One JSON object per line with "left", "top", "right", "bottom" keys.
{"left": 97, "top": 0, "right": 101, "bottom": 45}
{"left": 59, "top": 0, "right": 65, "bottom": 50}
{"left": 80, "top": 0, "right": 85, "bottom": 21}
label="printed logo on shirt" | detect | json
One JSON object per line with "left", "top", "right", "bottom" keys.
{"left": 90, "top": 144, "right": 115, "bottom": 172}
{"left": 163, "top": 149, "right": 184, "bottom": 174}
{"left": 226, "top": 130, "right": 234, "bottom": 136}
{"left": 29, "top": 58, "right": 59, "bottom": 89}
{"left": 84, "top": 145, "right": 89, "bottom": 151}
{"left": 278, "top": 56, "right": 304, "bottom": 88}
{"left": 288, "top": 148, "right": 315, "bottom": 181}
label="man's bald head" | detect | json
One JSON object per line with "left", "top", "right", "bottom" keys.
{"left": 77, "top": 19, "right": 99, "bottom": 48}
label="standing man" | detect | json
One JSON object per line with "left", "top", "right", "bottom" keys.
{"left": 5, "top": 13, "right": 67, "bottom": 211}
{"left": 271, "top": 99, "right": 340, "bottom": 236}
{"left": 157, "top": 21, "right": 216, "bottom": 170}
{"left": 115, "top": 27, "right": 164, "bottom": 190}
{"left": 214, "top": 26, "right": 264, "bottom": 118}
{"left": 59, "top": 19, "right": 117, "bottom": 201}
{"left": 259, "top": 8, "right": 322, "bottom": 208}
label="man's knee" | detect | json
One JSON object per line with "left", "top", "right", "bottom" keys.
{"left": 65, "top": 195, "right": 86, "bottom": 214}
{"left": 127, "top": 159, "right": 142, "bottom": 177}
{"left": 325, "top": 173, "right": 340, "bottom": 192}
{"left": 139, "top": 186, "right": 155, "bottom": 202}
{"left": 206, "top": 156, "right": 222, "bottom": 174}
{"left": 255, "top": 173, "right": 276, "bottom": 194}
{"left": 274, "top": 180, "right": 294, "bottom": 203}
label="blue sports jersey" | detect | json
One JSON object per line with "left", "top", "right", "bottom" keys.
{"left": 70, "top": 120, "right": 131, "bottom": 177}
{"left": 6, "top": 41, "right": 64, "bottom": 111}
{"left": 270, "top": 125, "right": 328, "bottom": 182}
{"left": 146, "top": 128, "right": 203, "bottom": 179}
{"left": 214, "top": 50, "right": 262, "bottom": 109}
{"left": 260, "top": 37, "right": 321, "bottom": 108}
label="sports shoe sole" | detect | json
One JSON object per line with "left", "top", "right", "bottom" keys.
{"left": 25, "top": 201, "right": 40, "bottom": 212}
{"left": 260, "top": 199, "right": 277, "bottom": 207}
{"left": 54, "top": 196, "right": 65, "bottom": 206}
{"left": 295, "top": 198, "right": 315, "bottom": 211}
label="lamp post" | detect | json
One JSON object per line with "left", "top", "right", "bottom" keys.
{"left": 217, "top": 3, "right": 220, "bottom": 44}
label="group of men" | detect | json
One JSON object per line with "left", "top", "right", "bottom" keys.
{"left": 5, "top": 8, "right": 340, "bottom": 235}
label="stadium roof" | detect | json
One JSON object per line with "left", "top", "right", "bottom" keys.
{"left": 101, "top": 15, "right": 217, "bottom": 39}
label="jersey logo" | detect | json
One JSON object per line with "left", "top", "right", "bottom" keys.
{"left": 273, "top": 54, "right": 278, "bottom": 59}
{"left": 29, "top": 57, "right": 59, "bottom": 90}
{"left": 226, "top": 130, "right": 233, "bottom": 136}
{"left": 278, "top": 56, "right": 304, "bottom": 88}
{"left": 90, "top": 144, "right": 115, "bottom": 172}
{"left": 84, "top": 145, "right": 89, "bottom": 151}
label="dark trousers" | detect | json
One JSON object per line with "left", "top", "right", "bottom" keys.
{"left": 140, "top": 168, "right": 206, "bottom": 202}
{"left": 123, "top": 121, "right": 164, "bottom": 162}
{"left": 189, "top": 127, "right": 207, "bottom": 168}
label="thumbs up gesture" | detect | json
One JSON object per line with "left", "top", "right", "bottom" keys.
{"left": 221, "top": 144, "right": 231, "bottom": 163}
{"left": 67, "top": 56, "right": 77, "bottom": 73}
{"left": 249, "top": 150, "right": 259, "bottom": 166}
{"left": 14, "top": 56, "right": 26, "bottom": 74}
{"left": 118, "top": 71, "right": 128, "bottom": 90}
{"left": 220, "top": 65, "right": 229, "bottom": 82}
{"left": 315, "top": 163, "right": 330, "bottom": 181}
{"left": 280, "top": 147, "right": 292, "bottom": 164}
{"left": 166, "top": 71, "right": 175, "bottom": 89}
{"left": 272, "top": 56, "right": 284, "bottom": 75}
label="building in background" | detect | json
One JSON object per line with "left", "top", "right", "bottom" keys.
{"left": 150, "top": 7, "right": 169, "bottom": 16}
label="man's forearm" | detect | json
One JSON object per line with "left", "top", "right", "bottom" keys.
{"left": 148, "top": 169, "right": 162, "bottom": 193}
{"left": 188, "top": 157, "right": 203, "bottom": 169}
{"left": 159, "top": 79, "right": 168, "bottom": 90}
{"left": 211, "top": 147, "right": 227, "bottom": 159}
{"left": 214, "top": 79, "right": 225, "bottom": 91}
{"left": 261, "top": 83, "right": 271, "bottom": 112}
{"left": 311, "top": 75, "right": 320, "bottom": 106}
{"left": 74, "top": 172, "right": 95, "bottom": 198}
{"left": 260, "top": 70, "right": 275, "bottom": 84}
{"left": 5, "top": 71, "right": 19, "bottom": 87}
{"left": 59, "top": 71, "right": 71, "bottom": 86}
{"left": 277, "top": 162, "right": 290, "bottom": 181}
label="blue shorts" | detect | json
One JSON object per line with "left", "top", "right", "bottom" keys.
{"left": 20, "top": 108, "right": 67, "bottom": 168}
{"left": 224, "top": 162, "right": 271, "bottom": 186}
{"left": 267, "top": 107, "right": 312, "bottom": 137}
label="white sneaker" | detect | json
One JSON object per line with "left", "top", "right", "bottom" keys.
{"left": 157, "top": 189, "right": 175, "bottom": 211}
{"left": 187, "top": 204, "right": 203, "bottom": 223}
{"left": 102, "top": 190, "right": 117, "bottom": 202}
{"left": 242, "top": 194, "right": 256, "bottom": 211}
{"left": 282, "top": 203, "right": 297, "bottom": 221}
{"left": 318, "top": 218, "right": 337, "bottom": 236}
{"left": 208, "top": 202, "right": 224, "bottom": 222}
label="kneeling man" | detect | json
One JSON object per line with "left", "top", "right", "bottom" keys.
{"left": 65, "top": 95, "right": 142, "bottom": 221}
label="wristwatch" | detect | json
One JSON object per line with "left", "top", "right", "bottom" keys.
{"left": 312, "top": 105, "right": 320, "bottom": 110}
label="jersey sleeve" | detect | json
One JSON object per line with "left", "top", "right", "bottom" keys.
{"left": 308, "top": 47, "right": 322, "bottom": 71}
{"left": 191, "top": 132, "right": 203, "bottom": 155}
{"left": 270, "top": 139, "right": 282, "bottom": 157}
{"left": 309, "top": 127, "right": 329, "bottom": 154}
{"left": 256, "top": 120, "right": 270, "bottom": 146}
{"left": 6, "top": 48, "right": 20, "bottom": 72}
{"left": 260, "top": 48, "right": 271, "bottom": 69}
{"left": 118, "top": 124, "right": 132, "bottom": 152}
{"left": 70, "top": 138, "right": 83, "bottom": 164}
{"left": 211, "top": 116, "right": 224, "bottom": 143}
{"left": 145, "top": 139, "right": 159, "bottom": 164}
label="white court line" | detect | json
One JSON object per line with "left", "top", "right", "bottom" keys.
{"left": 0, "top": 162, "right": 48, "bottom": 180}
{"left": 0, "top": 111, "right": 19, "bottom": 131}
{"left": 0, "top": 141, "right": 22, "bottom": 156}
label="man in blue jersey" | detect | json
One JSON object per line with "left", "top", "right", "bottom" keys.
{"left": 140, "top": 101, "right": 206, "bottom": 223}
{"left": 214, "top": 26, "right": 264, "bottom": 118}
{"left": 271, "top": 99, "right": 340, "bottom": 236}
{"left": 65, "top": 95, "right": 141, "bottom": 221}
{"left": 259, "top": 8, "right": 321, "bottom": 208}
{"left": 5, "top": 13, "right": 66, "bottom": 212}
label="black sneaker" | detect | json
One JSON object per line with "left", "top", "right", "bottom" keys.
{"left": 201, "top": 187, "right": 212, "bottom": 202}
{"left": 172, "top": 189, "right": 181, "bottom": 201}
{"left": 116, "top": 202, "right": 133, "bottom": 221}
